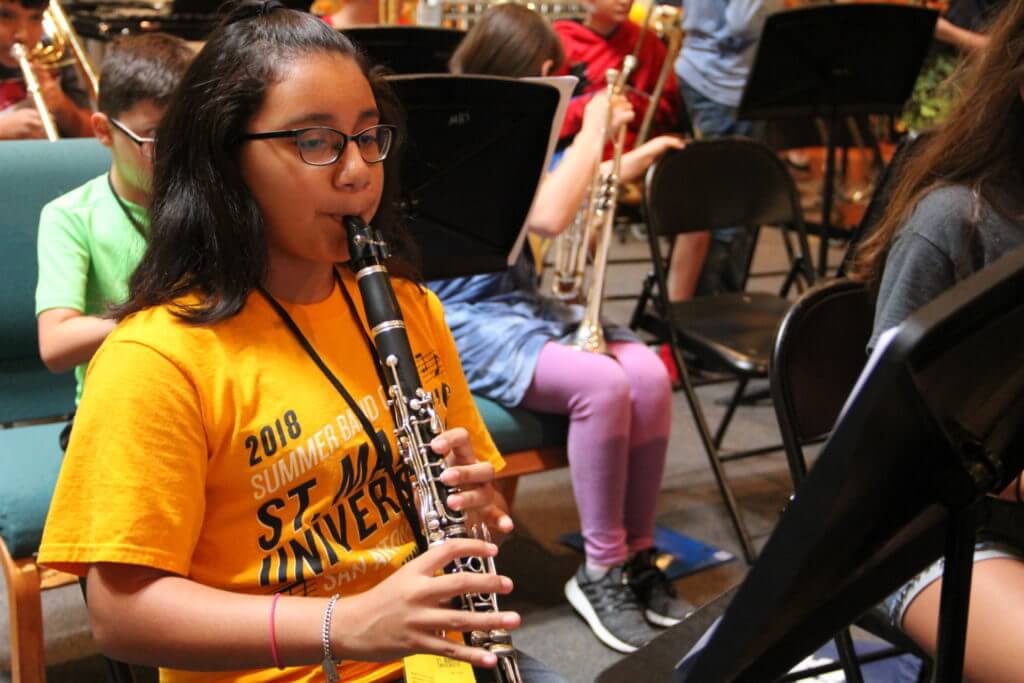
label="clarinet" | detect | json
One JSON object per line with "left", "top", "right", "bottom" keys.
{"left": 344, "top": 216, "right": 523, "bottom": 683}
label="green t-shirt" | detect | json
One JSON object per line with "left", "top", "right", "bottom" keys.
{"left": 35, "top": 173, "right": 148, "bottom": 404}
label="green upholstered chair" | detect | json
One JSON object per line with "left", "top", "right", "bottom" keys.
{"left": 1, "top": 138, "right": 110, "bottom": 682}
{"left": 472, "top": 395, "right": 568, "bottom": 508}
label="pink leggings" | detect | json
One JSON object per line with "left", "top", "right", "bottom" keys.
{"left": 521, "top": 341, "right": 672, "bottom": 565}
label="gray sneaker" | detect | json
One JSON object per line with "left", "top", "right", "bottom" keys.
{"left": 564, "top": 563, "right": 661, "bottom": 653}
{"left": 626, "top": 548, "right": 695, "bottom": 627}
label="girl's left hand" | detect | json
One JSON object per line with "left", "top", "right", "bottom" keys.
{"left": 434, "top": 427, "right": 514, "bottom": 538}
{"left": 618, "top": 134, "right": 687, "bottom": 184}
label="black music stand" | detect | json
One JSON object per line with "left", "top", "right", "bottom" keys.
{"left": 737, "top": 4, "right": 937, "bottom": 277}
{"left": 343, "top": 26, "right": 465, "bottom": 74}
{"left": 386, "top": 75, "right": 561, "bottom": 280}
{"left": 667, "top": 245, "right": 1024, "bottom": 683}
{"left": 69, "top": 0, "right": 310, "bottom": 41}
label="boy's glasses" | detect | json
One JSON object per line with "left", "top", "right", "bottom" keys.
{"left": 239, "top": 124, "right": 396, "bottom": 166}
{"left": 108, "top": 118, "right": 156, "bottom": 160}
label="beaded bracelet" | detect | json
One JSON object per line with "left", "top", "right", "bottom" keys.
{"left": 321, "top": 594, "right": 341, "bottom": 683}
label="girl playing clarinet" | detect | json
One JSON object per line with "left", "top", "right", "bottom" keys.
{"left": 38, "top": 2, "right": 564, "bottom": 681}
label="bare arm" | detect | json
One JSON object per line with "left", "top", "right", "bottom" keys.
{"left": 994, "top": 477, "right": 1023, "bottom": 503}
{"left": 36, "top": 66, "right": 93, "bottom": 138}
{"left": 934, "top": 16, "right": 989, "bottom": 52}
{"left": 0, "top": 108, "right": 46, "bottom": 139}
{"left": 86, "top": 427, "right": 519, "bottom": 671}
{"left": 527, "top": 93, "right": 634, "bottom": 238}
{"left": 615, "top": 135, "right": 686, "bottom": 185}
{"left": 57, "top": 101, "right": 94, "bottom": 138}
{"left": 87, "top": 539, "right": 516, "bottom": 670}
{"left": 37, "top": 308, "right": 117, "bottom": 373}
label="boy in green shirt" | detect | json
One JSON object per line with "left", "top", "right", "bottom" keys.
{"left": 35, "top": 32, "right": 193, "bottom": 405}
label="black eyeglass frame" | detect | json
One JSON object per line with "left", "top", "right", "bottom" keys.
{"left": 238, "top": 124, "right": 398, "bottom": 167}
{"left": 108, "top": 117, "right": 157, "bottom": 159}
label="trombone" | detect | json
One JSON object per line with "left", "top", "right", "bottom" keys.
{"left": 11, "top": 0, "right": 98, "bottom": 141}
{"left": 635, "top": 4, "right": 683, "bottom": 146}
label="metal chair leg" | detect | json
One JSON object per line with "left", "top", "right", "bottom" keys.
{"left": 713, "top": 377, "right": 749, "bottom": 449}
{"left": 835, "top": 628, "right": 866, "bottom": 683}
{"left": 669, "top": 344, "right": 757, "bottom": 563}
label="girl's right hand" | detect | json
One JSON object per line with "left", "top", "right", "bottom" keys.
{"left": 608, "top": 93, "right": 634, "bottom": 136}
{"left": 580, "top": 91, "right": 634, "bottom": 142}
{"left": 331, "top": 538, "right": 519, "bottom": 667}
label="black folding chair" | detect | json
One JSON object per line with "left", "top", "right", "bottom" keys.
{"left": 770, "top": 279, "right": 874, "bottom": 484}
{"left": 770, "top": 278, "right": 932, "bottom": 683}
{"left": 630, "top": 137, "right": 815, "bottom": 561}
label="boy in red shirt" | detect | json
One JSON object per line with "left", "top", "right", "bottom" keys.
{"left": 554, "top": 0, "right": 681, "bottom": 154}
{"left": 0, "top": 0, "right": 93, "bottom": 138}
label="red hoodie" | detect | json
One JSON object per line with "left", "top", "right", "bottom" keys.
{"left": 554, "top": 18, "right": 681, "bottom": 156}
{"left": 0, "top": 72, "right": 28, "bottom": 112}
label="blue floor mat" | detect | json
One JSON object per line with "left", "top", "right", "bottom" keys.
{"left": 678, "top": 620, "right": 924, "bottom": 682}
{"left": 559, "top": 525, "right": 736, "bottom": 579}
{"left": 789, "top": 640, "right": 924, "bottom": 682}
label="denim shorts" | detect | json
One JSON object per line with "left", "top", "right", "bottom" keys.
{"left": 882, "top": 539, "right": 1024, "bottom": 629}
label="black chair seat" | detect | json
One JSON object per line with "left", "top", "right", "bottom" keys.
{"left": 670, "top": 292, "right": 792, "bottom": 375}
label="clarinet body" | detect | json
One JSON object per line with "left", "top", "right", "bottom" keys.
{"left": 344, "top": 216, "right": 523, "bottom": 683}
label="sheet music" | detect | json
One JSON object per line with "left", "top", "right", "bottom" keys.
{"left": 506, "top": 75, "right": 578, "bottom": 268}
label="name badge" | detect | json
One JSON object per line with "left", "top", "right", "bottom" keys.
{"left": 403, "top": 654, "right": 476, "bottom": 683}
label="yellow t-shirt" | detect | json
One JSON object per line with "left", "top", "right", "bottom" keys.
{"left": 38, "top": 270, "right": 504, "bottom": 683}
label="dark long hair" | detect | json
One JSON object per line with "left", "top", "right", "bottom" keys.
{"left": 449, "top": 3, "right": 564, "bottom": 77}
{"left": 115, "top": 0, "right": 414, "bottom": 323}
{"left": 851, "top": 0, "right": 1024, "bottom": 286}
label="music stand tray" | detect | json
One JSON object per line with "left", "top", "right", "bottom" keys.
{"left": 737, "top": 4, "right": 938, "bottom": 276}
{"left": 673, "top": 245, "right": 1024, "bottom": 682}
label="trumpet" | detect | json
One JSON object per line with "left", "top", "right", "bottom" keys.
{"left": 11, "top": 42, "right": 59, "bottom": 140}
{"left": 550, "top": 57, "right": 637, "bottom": 354}
{"left": 11, "top": 0, "right": 98, "bottom": 141}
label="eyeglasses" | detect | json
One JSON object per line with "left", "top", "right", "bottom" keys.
{"left": 239, "top": 124, "right": 396, "bottom": 166}
{"left": 108, "top": 118, "right": 157, "bottom": 160}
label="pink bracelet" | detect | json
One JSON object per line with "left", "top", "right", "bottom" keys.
{"left": 269, "top": 592, "right": 284, "bottom": 670}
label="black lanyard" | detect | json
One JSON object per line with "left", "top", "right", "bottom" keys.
{"left": 337, "top": 277, "right": 390, "bottom": 390}
{"left": 257, "top": 272, "right": 426, "bottom": 551}
{"left": 107, "top": 173, "right": 148, "bottom": 240}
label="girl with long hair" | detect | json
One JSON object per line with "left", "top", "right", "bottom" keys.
{"left": 853, "top": 0, "right": 1024, "bottom": 677}
{"left": 37, "top": 2, "right": 565, "bottom": 680}
{"left": 433, "top": 3, "right": 689, "bottom": 655}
